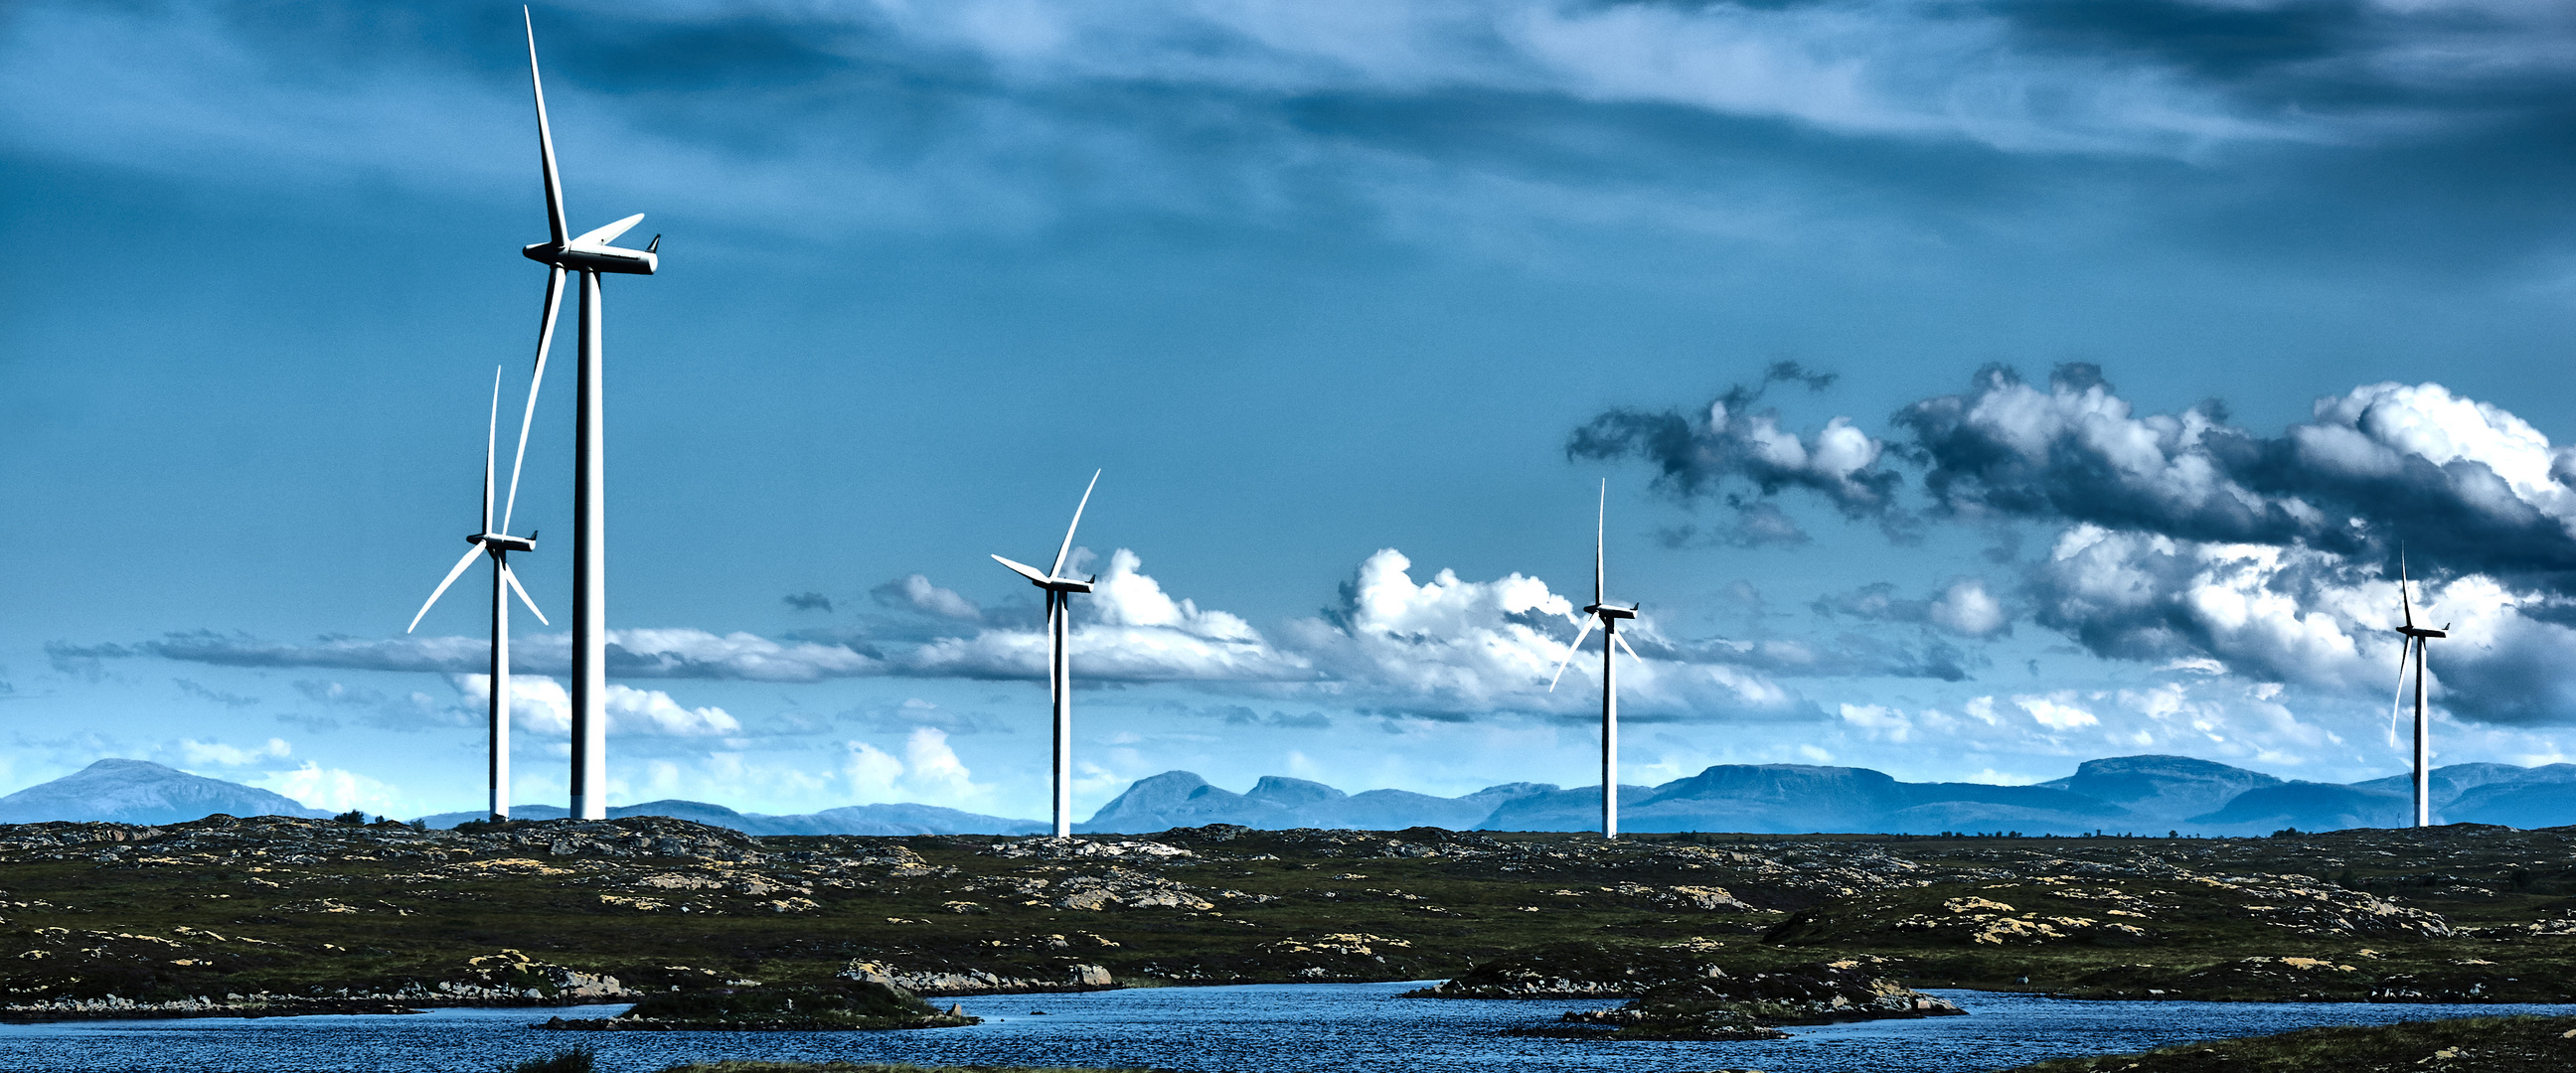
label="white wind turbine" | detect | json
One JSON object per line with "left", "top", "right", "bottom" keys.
{"left": 992, "top": 471, "right": 1101, "bottom": 839}
{"left": 1549, "top": 481, "right": 1641, "bottom": 839}
{"left": 2388, "top": 553, "right": 2450, "bottom": 829}
{"left": 407, "top": 369, "right": 549, "bottom": 821}
{"left": 516, "top": 9, "right": 658, "bottom": 820}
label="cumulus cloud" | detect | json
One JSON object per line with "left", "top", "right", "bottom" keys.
{"left": 1815, "top": 578, "right": 2011, "bottom": 639}
{"left": 842, "top": 728, "right": 992, "bottom": 807}
{"left": 256, "top": 763, "right": 400, "bottom": 815}
{"left": 452, "top": 676, "right": 742, "bottom": 738}
{"left": 178, "top": 736, "right": 290, "bottom": 768}
{"left": 1580, "top": 366, "right": 2576, "bottom": 724}
{"left": 1568, "top": 362, "right": 1900, "bottom": 518}
{"left": 872, "top": 575, "right": 982, "bottom": 622}
{"left": 1895, "top": 367, "right": 2576, "bottom": 581}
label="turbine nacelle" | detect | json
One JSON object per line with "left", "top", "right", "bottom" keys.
{"left": 1587, "top": 602, "right": 1638, "bottom": 621}
{"left": 474, "top": 533, "right": 538, "bottom": 553}
{"left": 524, "top": 215, "right": 658, "bottom": 275}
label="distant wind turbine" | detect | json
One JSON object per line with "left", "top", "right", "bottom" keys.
{"left": 2388, "top": 552, "right": 2450, "bottom": 829}
{"left": 517, "top": 9, "right": 659, "bottom": 820}
{"left": 1549, "top": 481, "right": 1641, "bottom": 840}
{"left": 406, "top": 369, "right": 549, "bottom": 821}
{"left": 992, "top": 471, "right": 1102, "bottom": 839}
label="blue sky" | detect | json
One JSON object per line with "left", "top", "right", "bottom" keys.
{"left": 5, "top": 0, "right": 2576, "bottom": 820}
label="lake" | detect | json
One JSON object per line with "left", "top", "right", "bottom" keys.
{"left": 1, "top": 983, "right": 2567, "bottom": 1073}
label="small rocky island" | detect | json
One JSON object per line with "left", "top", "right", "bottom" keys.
{"left": 539, "top": 980, "right": 976, "bottom": 1031}
{"left": 1417, "top": 943, "right": 1962, "bottom": 1040}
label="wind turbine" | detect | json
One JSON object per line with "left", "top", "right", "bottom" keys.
{"left": 992, "top": 471, "right": 1101, "bottom": 839}
{"left": 406, "top": 369, "right": 549, "bottom": 821}
{"left": 517, "top": 9, "right": 658, "bottom": 820}
{"left": 1549, "top": 481, "right": 1641, "bottom": 839}
{"left": 2388, "top": 553, "right": 2449, "bottom": 829}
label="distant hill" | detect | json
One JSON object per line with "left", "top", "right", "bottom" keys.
{"left": 412, "top": 799, "right": 1047, "bottom": 837}
{"left": 1082, "top": 756, "right": 2576, "bottom": 837}
{"left": 2040, "top": 755, "right": 2282, "bottom": 824}
{"left": 0, "top": 759, "right": 330, "bottom": 825}
{"left": 13, "top": 752, "right": 2575, "bottom": 839}
{"left": 1078, "top": 773, "right": 1555, "bottom": 834}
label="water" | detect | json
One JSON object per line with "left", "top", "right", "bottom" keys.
{"left": 1, "top": 984, "right": 2567, "bottom": 1073}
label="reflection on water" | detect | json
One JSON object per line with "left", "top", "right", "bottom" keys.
{"left": 0, "top": 983, "right": 2568, "bottom": 1073}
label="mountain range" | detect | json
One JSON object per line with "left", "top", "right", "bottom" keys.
{"left": 8, "top": 755, "right": 2575, "bottom": 837}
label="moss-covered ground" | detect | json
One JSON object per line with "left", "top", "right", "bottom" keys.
{"left": 1996, "top": 1012, "right": 2576, "bottom": 1071}
{"left": 1, "top": 815, "right": 2572, "bottom": 1016}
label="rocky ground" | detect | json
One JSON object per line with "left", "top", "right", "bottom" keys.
{"left": 0, "top": 815, "right": 2570, "bottom": 1020}
{"left": 1995, "top": 1012, "right": 2576, "bottom": 1072}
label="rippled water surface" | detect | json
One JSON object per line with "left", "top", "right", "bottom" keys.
{"left": 2, "top": 983, "right": 2568, "bottom": 1073}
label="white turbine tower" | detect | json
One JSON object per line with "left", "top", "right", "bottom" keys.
{"left": 992, "top": 471, "right": 1101, "bottom": 839}
{"left": 2388, "top": 553, "right": 2450, "bottom": 829}
{"left": 518, "top": 9, "right": 658, "bottom": 820}
{"left": 1549, "top": 481, "right": 1641, "bottom": 839}
{"left": 406, "top": 369, "right": 549, "bottom": 821}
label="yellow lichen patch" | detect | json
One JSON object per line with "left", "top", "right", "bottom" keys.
{"left": 1945, "top": 897, "right": 2016, "bottom": 914}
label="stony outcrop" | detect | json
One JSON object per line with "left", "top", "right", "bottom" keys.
{"left": 839, "top": 960, "right": 1114, "bottom": 995}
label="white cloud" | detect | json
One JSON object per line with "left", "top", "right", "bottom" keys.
{"left": 2015, "top": 692, "right": 2101, "bottom": 731}
{"left": 452, "top": 675, "right": 740, "bottom": 738}
{"left": 833, "top": 727, "right": 992, "bottom": 808}
{"left": 257, "top": 762, "right": 400, "bottom": 815}
{"left": 1927, "top": 578, "right": 2008, "bottom": 638}
{"left": 178, "top": 737, "right": 290, "bottom": 767}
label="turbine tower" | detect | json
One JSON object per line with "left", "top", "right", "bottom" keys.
{"left": 2388, "top": 553, "right": 2449, "bottom": 829}
{"left": 1550, "top": 481, "right": 1641, "bottom": 839}
{"left": 992, "top": 471, "right": 1101, "bottom": 839}
{"left": 406, "top": 369, "right": 549, "bottom": 821}
{"left": 519, "top": 9, "right": 658, "bottom": 820}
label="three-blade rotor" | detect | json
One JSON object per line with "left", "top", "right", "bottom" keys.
{"left": 2386, "top": 553, "right": 2449, "bottom": 746}
{"left": 518, "top": 9, "right": 657, "bottom": 279}
{"left": 992, "top": 470, "right": 1103, "bottom": 595}
{"left": 1550, "top": 481, "right": 1641, "bottom": 690}
{"left": 407, "top": 368, "right": 549, "bottom": 634}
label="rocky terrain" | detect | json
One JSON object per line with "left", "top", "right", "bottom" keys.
{"left": 1996, "top": 1012, "right": 2576, "bottom": 1072}
{"left": 0, "top": 813, "right": 2570, "bottom": 1021}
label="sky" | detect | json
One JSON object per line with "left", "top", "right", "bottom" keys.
{"left": 5, "top": 0, "right": 2576, "bottom": 821}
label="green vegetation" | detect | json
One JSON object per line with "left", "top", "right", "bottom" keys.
{"left": 1996, "top": 1012, "right": 2576, "bottom": 1072}
{"left": 510, "top": 1046, "right": 595, "bottom": 1073}
{"left": 0, "top": 815, "right": 2572, "bottom": 1019}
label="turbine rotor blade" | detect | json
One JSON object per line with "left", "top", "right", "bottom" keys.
{"left": 408, "top": 545, "right": 487, "bottom": 634}
{"left": 1548, "top": 615, "right": 1600, "bottom": 691}
{"left": 992, "top": 554, "right": 1049, "bottom": 585}
{"left": 501, "top": 265, "right": 564, "bottom": 535}
{"left": 1595, "top": 480, "right": 1606, "bottom": 606}
{"left": 2389, "top": 635, "right": 2414, "bottom": 749}
{"left": 525, "top": 7, "right": 567, "bottom": 247}
{"left": 1615, "top": 632, "right": 1641, "bottom": 662}
{"left": 1049, "top": 470, "right": 1101, "bottom": 579}
{"left": 503, "top": 561, "right": 548, "bottom": 625}
{"left": 1046, "top": 591, "right": 1063, "bottom": 690}
{"left": 483, "top": 367, "right": 501, "bottom": 535}
{"left": 2399, "top": 550, "right": 2417, "bottom": 631}
{"left": 571, "top": 213, "right": 644, "bottom": 247}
